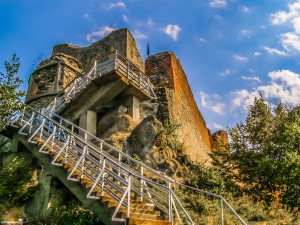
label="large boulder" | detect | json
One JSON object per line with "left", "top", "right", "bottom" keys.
{"left": 126, "top": 115, "right": 163, "bottom": 161}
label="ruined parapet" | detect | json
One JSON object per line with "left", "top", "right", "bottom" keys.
{"left": 146, "top": 52, "right": 213, "bottom": 163}
{"left": 52, "top": 28, "right": 144, "bottom": 72}
{"left": 26, "top": 53, "right": 83, "bottom": 108}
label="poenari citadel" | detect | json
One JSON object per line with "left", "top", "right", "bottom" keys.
{"left": 1, "top": 29, "right": 244, "bottom": 225}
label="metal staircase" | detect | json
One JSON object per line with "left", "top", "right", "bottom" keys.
{"left": 12, "top": 106, "right": 193, "bottom": 224}
{"left": 6, "top": 50, "right": 248, "bottom": 224}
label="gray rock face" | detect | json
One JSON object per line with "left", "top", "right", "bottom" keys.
{"left": 97, "top": 105, "right": 128, "bottom": 136}
{"left": 0, "top": 135, "right": 12, "bottom": 153}
{"left": 126, "top": 115, "right": 163, "bottom": 161}
{"left": 24, "top": 170, "right": 68, "bottom": 218}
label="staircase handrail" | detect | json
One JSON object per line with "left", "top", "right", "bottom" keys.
{"left": 17, "top": 106, "right": 191, "bottom": 223}
{"left": 12, "top": 105, "right": 248, "bottom": 224}
{"left": 173, "top": 182, "right": 248, "bottom": 225}
{"left": 46, "top": 108, "right": 173, "bottom": 183}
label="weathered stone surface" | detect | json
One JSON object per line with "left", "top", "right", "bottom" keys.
{"left": 52, "top": 28, "right": 144, "bottom": 72}
{"left": 0, "top": 135, "right": 11, "bottom": 153}
{"left": 97, "top": 105, "right": 128, "bottom": 136}
{"left": 24, "top": 170, "right": 68, "bottom": 218}
{"left": 146, "top": 52, "right": 213, "bottom": 163}
{"left": 126, "top": 115, "right": 163, "bottom": 162}
{"left": 212, "top": 130, "right": 229, "bottom": 150}
{"left": 26, "top": 53, "right": 83, "bottom": 107}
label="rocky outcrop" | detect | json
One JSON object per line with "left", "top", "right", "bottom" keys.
{"left": 126, "top": 115, "right": 163, "bottom": 163}
{"left": 146, "top": 52, "right": 213, "bottom": 163}
{"left": 212, "top": 130, "right": 229, "bottom": 150}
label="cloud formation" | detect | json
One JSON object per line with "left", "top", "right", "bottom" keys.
{"left": 210, "top": 0, "right": 227, "bottom": 8}
{"left": 264, "top": 47, "right": 288, "bottom": 56}
{"left": 200, "top": 91, "right": 225, "bottom": 115}
{"left": 86, "top": 26, "right": 115, "bottom": 42}
{"left": 132, "top": 30, "right": 147, "bottom": 39}
{"left": 238, "top": 29, "right": 252, "bottom": 39}
{"left": 241, "top": 76, "right": 261, "bottom": 82}
{"left": 163, "top": 24, "right": 181, "bottom": 41}
{"left": 232, "top": 70, "right": 300, "bottom": 109}
{"left": 233, "top": 54, "right": 248, "bottom": 63}
{"left": 107, "top": 2, "right": 125, "bottom": 9}
{"left": 271, "top": 2, "right": 300, "bottom": 53}
{"left": 219, "top": 69, "right": 234, "bottom": 77}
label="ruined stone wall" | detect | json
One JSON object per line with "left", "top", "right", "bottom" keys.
{"left": 146, "top": 52, "right": 213, "bottom": 163}
{"left": 26, "top": 54, "right": 83, "bottom": 108}
{"left": 52, "top": 28, "right": 144, "bottom": 72}
{"left": 27, "top": 65, "right": 57, "bottom": 99}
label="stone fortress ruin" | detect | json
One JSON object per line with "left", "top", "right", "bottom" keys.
{"left": 26, "top": 28, "right": 218, "bottom": 164}
{"left": 1, "top": 28, "right": 232, "bottom": 225}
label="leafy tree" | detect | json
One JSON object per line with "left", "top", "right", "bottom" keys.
{"left": 212, "top": 96, "right": 300, "bottom": 209}
{"left": 0, "top": 54, "right": 25, "bottom": 131}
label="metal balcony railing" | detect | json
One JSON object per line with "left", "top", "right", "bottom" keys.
{"left": 45, "top": 50, "right": 156, "bottom": 115}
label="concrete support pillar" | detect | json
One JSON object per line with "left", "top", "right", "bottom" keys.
{"left": 79, "top": 110, "right": 97, "bottom": 137}
{"left": 125, "top": 95, "right": 140, "bottom": 122}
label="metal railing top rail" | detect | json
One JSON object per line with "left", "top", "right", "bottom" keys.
{"left": 17, "top": 106, "right": 194, "bottom": 224}
{"left": 13, "top": 106, "right": 248, "bottom": 224}
{"left": 173, "top": 181, "right": 248, "bottom": 225}
{"left": 43, "top": 49, "right": 156, "bottom": 118}
{"left": 43, "top": 108, "right": 173, "bottom": 184}
{"left": 14, "top": 106, "right": 246, "bottom": 225}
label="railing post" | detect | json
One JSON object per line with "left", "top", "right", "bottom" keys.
{"left": 114, "top": 50, "right": 118, "bottom": 70}
{"left": 28, "top": 111, "right": 35, "bottom": 134}
{"left": 127, "top": 175, "right": 131, "bottom": 218}
{"left": 118, "top": 153, "right": 121, "bottom": 177}
{"left": 101, "top": 159, "right": 106, "bottom": 196}
{"left": 140, "top": 166, "right": 144, "bottom": 201}
{"left": 99, "top": 141, "right": 103, "bottom": 164}
{"left": 169, "top": 182, "right": 173, "bottom": 223}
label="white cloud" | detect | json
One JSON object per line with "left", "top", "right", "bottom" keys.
{"left": 213, "top": 123, "right": 224, "bottom": 130}
{"left": 231, "top": 89, "right": 259, "bottom": 109}
{"left": 132, "top": 30, "right": 147, "bottom": 40}
{"left": 233, "top": 54, "right": 248, "bottom": 63}
{"left": 200, "top": 91, "right": 225, "bottom": 115}
{"left": 242, "top": 6, "right": 251, "bottom": 13}
{"left": 210, "top": 0, "right": 227, "bottom": 8}
{"left": 197, "top": 37, "right": 206, "bottom": 43}
{"left": 219, "top": 69, "right": 234, "bottom": 77}
{"left": 231, "top": 70, "right": 300, "bottom": 109}
{"left": 281, "top": 32, "right": 300, "bottom": 52}
{"left": 271, "top": 2, "right": 300, "bottom": 54}
{"left": 292, "top": 17, "right": 300, "bottom": 33}
{"left": 83, "top": 13, "right": 91, "bottom": 20}
{"left": 147, "top": 18, "right": 154, "bottom": 26}
{"left": 238, "top": 29, "right": 252, "bottom": 39}
{"left": 214, "top": 14, "right": 224, "bottom": 20}
{"left": 264, "top": 47, "right": 288, "bottom": 56}
{"left": 241, "top": 76, "right": 261, "bottom": 82}
{"left": 254, "top": 52, "right": 261, "bottom": 56}
{"left": 270, "top": 1, "right": 300, "bottom": 25}
{"left": 108, "top": 2, "right": 125, "bottom": 9}
{"left": 163, "top": 24, "right": 181, "bottom": 41}
{"left": 122, "top": 15, "right": 129, "bottom": 23}
{"left": 86, "top": 26, "right": 115, "bottom": 42}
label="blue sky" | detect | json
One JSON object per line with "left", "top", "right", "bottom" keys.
{"left": 1, "top": 0, "right": 300, "bottom": 132}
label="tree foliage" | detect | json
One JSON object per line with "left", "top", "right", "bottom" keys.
{"left": 0, "top": 53, "right": 25, "bottom": 131}
{"left": 212, "top": 96, "right": 300, "bottom": 209}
